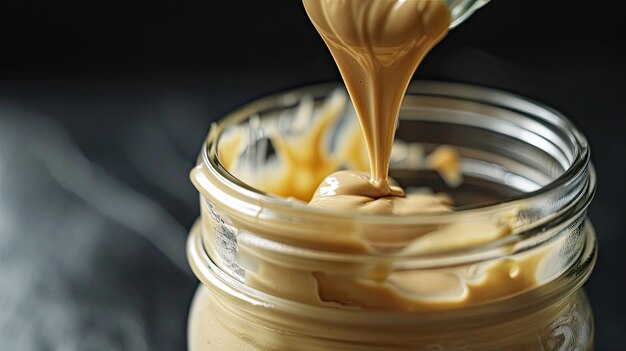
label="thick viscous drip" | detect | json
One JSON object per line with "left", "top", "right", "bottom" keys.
{"left": 303, "top": 0, "right": 450, "bottom": 202}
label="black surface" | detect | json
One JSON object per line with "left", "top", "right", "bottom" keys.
{"left": 1, "top": 0, "right": 625, "bottom": 350}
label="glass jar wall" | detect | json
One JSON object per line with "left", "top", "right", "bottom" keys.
{"left": 187, "top": 82, "right": 597, "bottom": 351}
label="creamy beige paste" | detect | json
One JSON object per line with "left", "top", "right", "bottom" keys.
{"left": 187, "top": 0, "right": 588, "bottom": 350}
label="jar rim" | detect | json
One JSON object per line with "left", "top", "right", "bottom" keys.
{"left": 199, "top": 81, "right": 594, "bottom": 227}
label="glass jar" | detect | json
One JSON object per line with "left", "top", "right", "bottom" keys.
{"left": 187, "top": 82, "right": 597, "bottom": 351}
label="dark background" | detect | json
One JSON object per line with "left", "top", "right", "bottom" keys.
{"left": 1, "top": 0, "right": 625, "bottom": 350}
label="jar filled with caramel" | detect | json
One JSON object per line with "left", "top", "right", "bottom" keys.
{"left": 187, "top": 82, "right": 597, "bottom": 351}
